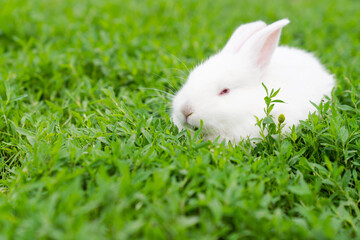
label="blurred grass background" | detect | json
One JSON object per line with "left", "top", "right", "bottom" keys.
{"left": 0, "top": 0, "right": 360, "bottom": 239}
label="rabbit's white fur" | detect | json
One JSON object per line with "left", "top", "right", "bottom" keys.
{"left": 171, "top": 19, "right": 335, "bottom": 143}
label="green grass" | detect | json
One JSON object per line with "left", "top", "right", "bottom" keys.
{"left": 0, "top": 0, "right": 360, "bottom": 239}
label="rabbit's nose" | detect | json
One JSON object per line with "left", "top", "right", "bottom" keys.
{"left": 181, "top": 104, "right": 193, "bottom": 122}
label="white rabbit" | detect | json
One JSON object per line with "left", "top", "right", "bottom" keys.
{"left": 171, "top": 19, "right": 335, "bottom": 143}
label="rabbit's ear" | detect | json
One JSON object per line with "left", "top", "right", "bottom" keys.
{"left": 242, "top": 19, "right": 289, "bottom": 72}
{"left": 221, "top": 21, "right": 266, "bottom": 54}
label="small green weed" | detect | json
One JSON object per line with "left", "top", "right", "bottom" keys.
{"left": 254, "top": 83, "right": 286, "bottom": 151}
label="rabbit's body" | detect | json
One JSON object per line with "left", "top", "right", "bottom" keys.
{"left": 171, "top": 19, "right": 335, "bottom": 143}
{"left": 263, "top": 46, "right": 334, "bottom": 126}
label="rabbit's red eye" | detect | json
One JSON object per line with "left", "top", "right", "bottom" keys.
{"left": 219, "top": 88, "right": 230, "bottom": 96}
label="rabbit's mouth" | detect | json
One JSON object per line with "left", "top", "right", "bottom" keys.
{"left": 184, "top": 123, "right": 217, "bottom": 139}
{"left": 173, "top": 115, "right": 214, "bottom": 139}
{"left": 193, "top": 126, "right": 200, "bottom": 131}
{"left": 183, "top": 122, "right": 199, "bottom": 131}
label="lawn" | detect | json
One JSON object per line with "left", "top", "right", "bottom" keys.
{"left": 1, "top": 0, "right": 360, "bottom": 239}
